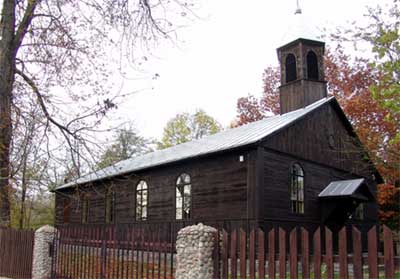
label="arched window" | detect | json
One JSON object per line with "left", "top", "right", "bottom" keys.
{"left": 290, "top": 163, "right": 304, "bottom": 213}
{"left": 136, "top": 180, "right": 148, "bottom": 221}
{"left": 105, "top": 188, "right": 115, "bottom": 224}
{"left": 307, "top": 51, "right": 319, "bottom": 80}
{"left": 81, "top": 194, "right": 89, "bottom": 224}
{"left": 176, "top": 173, "right": 191, "bottom": 220}
{"left": 285, "top": 53, "right": 297, "bottom": 82}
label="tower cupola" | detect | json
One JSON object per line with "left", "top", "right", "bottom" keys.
{"left": 277, "top": 38, "right": 327, "bottom": 114}
{"left": 277, "top": 1, "right": 327, "bottom": 114}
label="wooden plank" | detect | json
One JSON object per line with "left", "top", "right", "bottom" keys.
{"left": 157, "top": 226, "right": 161, "bottom": 279}
{"left": 170, "top": 224, "right": 175, "bottom": 279}
{"left": 367, "top": 226, "right": 378, "bottom": 279}
{"left": 278, "top": 227, "right": 286, "bottom": 279}
{"left": 146, "top": 228, "right": 151, "bottom": 279}
{"left": 339, "top": 227, "right": 348, "bottom": 279}
{"left": 151, "top": 228, "right": 155, "bottom": 279}
{"left": 301, "top": 228, "right": 310, "bottom": 279}
{"left": 289, "top": 228, "right": 297, "bottom": 279}
{"left": 258, "top": 228, "right": 265, "bottom": 279}
{"left": 67, "top": 227, "right": 72, "bottom": 279}
{"left": 100, "top": 226, "right": 106, "bottom": 279}
{"left": 222, "top": 229, "right": 229, "bottom": 279}
{"left": 383, "top": 225, "right": 395, "bottom": 279}
{"left": 325, "top": 227, "right": 333, "bottom": 279}
{"left": 240, "top": 229, "right": 246, "bottom": 279}
{"left": 163, "top": 228, "right": 167, "bottom": 279}
{"left": 249, "top": 229, "right": 256, "bottom": 279}
{"left": 55, "top": 228, "right": 62, "bottom": 277}
{"left": 230, "top": 229, "right": 238, "bottom": 279}
{"left": 352, "top": 226, "right": 363, "bottom": 279}
{"left": 92, "top": 227, "right": 102, "bottom": 278}
{"left": 268, "top": 228, "right": 275, "bottom": 279}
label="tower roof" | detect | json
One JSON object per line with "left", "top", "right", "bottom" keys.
{"left": 279, "top": 2, "right": 321, "bottom": 46}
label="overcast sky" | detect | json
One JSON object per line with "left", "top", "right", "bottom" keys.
{"left": 108, "top": 0, "right": 393, "bottom": 140}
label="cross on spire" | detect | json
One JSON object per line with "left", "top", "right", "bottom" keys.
{"left": 295, "top": 0, "right": 302, "bottom": 14}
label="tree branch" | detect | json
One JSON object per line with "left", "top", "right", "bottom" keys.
{"left": 15, "top": 68, "right": 76, "bottom": 138}
{"left": 14, "top": 0, "right": 39, "bottom": 50}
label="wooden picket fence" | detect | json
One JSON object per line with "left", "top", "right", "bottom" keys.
{"left": 51, "top": 223, "right": 399, "bottom": 279}
{"left": 0, "top": 227, "right": 35, "bottom": 278}
{"left": 51, "top": 223, "right": 178, "bottom": 279}
{"left": 214, "top": 225, "right": 400, "bottom": 279}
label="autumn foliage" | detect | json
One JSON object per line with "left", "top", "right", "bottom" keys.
{"left": 236, "top": 46, "right": 399, "bottom": 229}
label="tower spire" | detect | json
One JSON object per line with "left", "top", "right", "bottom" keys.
{"left": 295, "top": 0, "right": 302, "bottom": 15}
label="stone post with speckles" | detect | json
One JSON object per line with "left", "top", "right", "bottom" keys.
{"left": 175, "top": 223, "right": 217, "bottom": 279}
{"left": 32, "top": 225, "right": 56, "bottom": 279}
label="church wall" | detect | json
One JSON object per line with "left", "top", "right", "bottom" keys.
{"left": 54, "top": 148, "right": 255, "bottom": 226}
{"left": 258, "top": 102, "right": 379, "bottom": 230}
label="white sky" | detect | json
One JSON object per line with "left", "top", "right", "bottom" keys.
{"left": 109, "top": 0, "right": 392, "bottom": 140}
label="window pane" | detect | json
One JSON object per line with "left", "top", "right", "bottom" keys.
{"left": 136, "top": 193, "right": 142, "bottom": 205}
{"left": 176, "top": 208, "right": 182, "bottom": 220}
{"left": 183, "top": 174, "right": 191, "bottom": 184}
{"left": 299, "top": 189, "right": 304, "bottom": 201}
{"left": 176, "top": 187, "right": 182, "bottom": 199}
{"left": 142, "top": 190, "right": 148, "bottom": 205}
{"left": 142, "top": 207, "right": 147, "bottom": 220}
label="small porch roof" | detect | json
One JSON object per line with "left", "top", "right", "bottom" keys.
{"left": 318, "top": 178, "right": 375, "bottom": 201}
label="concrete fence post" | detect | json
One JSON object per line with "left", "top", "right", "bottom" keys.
{"left": 175, "top": 223, "right": 217, "bottom": 279}
{"left": 32, "top": 225, "right": 56, "bottom": 279}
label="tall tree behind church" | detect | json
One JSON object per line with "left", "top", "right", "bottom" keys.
{"left": 0, "top": 0, "right": 197, "bottom": 225}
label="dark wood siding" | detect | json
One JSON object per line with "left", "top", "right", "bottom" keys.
{"left": 263, "top": 103, "right": 375, "bottom": 178}
{"left": 260, "top": 149, "right": 378, "bottom": 226}
{"left": 55, "top": 150, "right": 253, "bottom": 226}
{"left": 259, "top": 103, "right": 378, "bottom": 229}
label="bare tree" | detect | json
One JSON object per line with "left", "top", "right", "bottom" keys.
{"left": 0, "top": 0, "right": 196, "bottom": 225}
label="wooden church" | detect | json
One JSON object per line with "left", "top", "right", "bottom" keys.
{"left": 54, "top": 37, "right": 381, "bottom": 232}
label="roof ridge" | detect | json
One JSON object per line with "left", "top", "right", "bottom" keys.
{"left": 56, "top": 97, "right": 335, "bottom": 190}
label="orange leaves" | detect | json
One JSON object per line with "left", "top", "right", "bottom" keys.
{"left": 377, "top": 184, "right": 400, "bottom": 229}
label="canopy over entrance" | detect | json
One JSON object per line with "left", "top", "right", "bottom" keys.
{"left": 318, "top": 178, "right": 375, "bottom": 227}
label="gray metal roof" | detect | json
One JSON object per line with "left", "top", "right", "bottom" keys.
{"left": 56, "top": 97, "right": 335, "bottom": 190}
{"left": 318, "top": 178, "right": 365, "bottom": 198}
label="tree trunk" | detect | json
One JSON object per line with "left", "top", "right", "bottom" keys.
{"left": 0, "top": 0, "right": 17, "bottom": 226}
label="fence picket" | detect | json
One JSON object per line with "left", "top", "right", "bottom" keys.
{"left": 268, "top": 228, "right": 276, "bottom": 279}
{"left": 230, "top": 229, "right": 238, "bottom": 279}
{"left": 289, "top": 228, "right": 297, "bottom": 279}
{"left": 325, "top": 227, "right": 333, "bottom": 279}
{"left": 301, "top": 227, "right": 310, "bottom": 279}
{"left": 367, "top": 226, "right": 378, "bottom": 279}
{"left": 222, "top": 229, "right": 228, "bottom": 278}
{"left": 278, "top": 227, "right": 286, "bottom": 279}
{"left": 313, "top": 228, "right": 321, "bottom": 279}
{"left": 352, "top": 226, "right": 363, "bottom": 279}
{"left": 258, "top": 229, "right": 265, "bottom": 279}
{"left": 249, "top": 229, "right": 256, "bottom": 279}
{"left": 240, "top": 229, "right": 246, "bottom": 279}
{"left": 383, "top": 225, "right": 395, "bottom": 279}
{"left": 339, "top": 227, "right": 348, "bottom": 279}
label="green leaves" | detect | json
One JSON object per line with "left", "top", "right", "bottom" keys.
{"left": 158, "top": 109, "right": 222, "bottom": 149}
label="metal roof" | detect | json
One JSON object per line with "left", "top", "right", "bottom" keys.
{"left": 56, "top": 97, "right": 335, "bottom": 190}
{"left": 318, "top": 178, "right": 366, "bottom": 198}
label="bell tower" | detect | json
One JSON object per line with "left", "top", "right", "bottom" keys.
{"left": 277, "top": 38, "right": 327, "bottom": 114}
